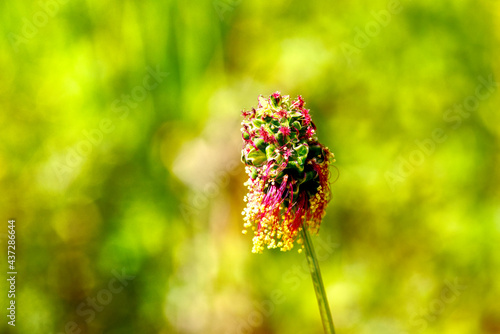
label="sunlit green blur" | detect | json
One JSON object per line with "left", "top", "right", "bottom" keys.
{"left": 0, "top": 0, "right": 499, "bottom": 333}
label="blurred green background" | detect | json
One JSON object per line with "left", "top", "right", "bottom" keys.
{"left": 1, "top": 0, "right": 499, "bottom": 333}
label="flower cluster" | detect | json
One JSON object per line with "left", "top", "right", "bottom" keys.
{"left": 241, "top": 92, "right": 335, "bottom": 253}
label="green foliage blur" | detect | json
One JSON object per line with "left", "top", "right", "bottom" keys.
{"left": 0, "top": 0, "right": 499, "bottom": 333}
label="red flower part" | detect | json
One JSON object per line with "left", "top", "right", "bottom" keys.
{"left": 282, "top": 147, "right": 292, "bottom": 160}
{"left": 306, "top": 126, "right": 315, "bottom": 138}
{"left": 241, "top": 93, "right": 335, "bottom": 253}
{"left": 262, "top": 175, "right": 288, "bottom": 211}
{"left": 302, "top": 109, "right": 312, "bottom": 125}
{"left": 260, "top": 126, "right": 276, "bottom": 143}
{"left": 290, "top": 192, "right": 307, "bottom": 232}
{"left": 279, "top": 125, "right": 291, "bottom": 137}
{"left": 292, "top": 95, "right": 305, "bottom": 109}
{"left": 276, "top": 109, "right": 288, "bottom": 119}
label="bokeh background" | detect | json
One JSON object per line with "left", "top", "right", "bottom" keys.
{"left": 1, "top": 0, "right": 499, "bottom": 333}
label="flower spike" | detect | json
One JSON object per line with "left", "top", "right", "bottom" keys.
{"left": 240, "top": 92, "right": 335, "bottom": 253}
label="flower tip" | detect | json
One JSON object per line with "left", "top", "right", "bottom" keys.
{"left": 271, "top": 92, "right": 282, "bottom": 106}
{"left": 294, "top": 95, "right": 305, "bottom": 108}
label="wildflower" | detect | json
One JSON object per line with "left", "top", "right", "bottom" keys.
{"left": 241, "top": 92, "right": 335, "bottom": 253}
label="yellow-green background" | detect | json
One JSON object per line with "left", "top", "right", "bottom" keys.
{"left": 1, "top": 0, "right": 499, "bottom": 333}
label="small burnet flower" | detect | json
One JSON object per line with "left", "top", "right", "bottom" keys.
{"left": 279, "top": 125, "right": 291, "bottom": 137}
{"left": 240, "top": 92, "right": 335, "bottom": 253}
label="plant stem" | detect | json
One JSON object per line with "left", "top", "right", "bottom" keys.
{"left": 301, "top": 225, "right": 336, "bottom": 334}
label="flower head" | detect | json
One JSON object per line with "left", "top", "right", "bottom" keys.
{"left": 240, "top": 92, "right": 335, "bottom": 253}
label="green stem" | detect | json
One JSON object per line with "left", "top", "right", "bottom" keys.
{"left": 301, "top": 225, "right": 336, "bottom": 334}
